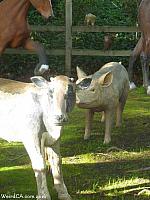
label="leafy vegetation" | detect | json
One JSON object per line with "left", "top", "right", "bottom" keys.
{"left": 0, "top": 0, "right": 142, "bottom": 79}
{"left": 0, "top": 88, "right": 150, "bottom": 199}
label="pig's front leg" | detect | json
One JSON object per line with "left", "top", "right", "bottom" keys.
{"left": 84, "top": 109, "right": 94, "bottom": 140}
{"left": 46, "top": 140, "right": 71, "bottom": 200}
{"left": 101, "top": 111, "right": 105, "bottom": 122}
{"left": 103, "top": 109, "right": 115, "bottom": 144}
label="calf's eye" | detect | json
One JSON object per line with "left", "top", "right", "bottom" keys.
{"left": 64, "top": 94, "right": 67, "bottom": 100}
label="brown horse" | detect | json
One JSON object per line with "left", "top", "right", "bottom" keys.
{"left": 0, "top": 0, "right": 53, "bottom": 75}
{"left": 128, "top": 0, "right": 150, "bottom": 94}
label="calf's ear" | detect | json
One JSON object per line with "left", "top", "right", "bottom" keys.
{"left": 76, "top": 66, "right": 87, "bottom": 79}
{"left": 31, "top": 76, "right": 48, "bottom": 88}
{"left": 99, "top": 71, "right": 113, "bottom": 87}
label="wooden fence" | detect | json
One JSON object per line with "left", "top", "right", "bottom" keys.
{"left": 4, "top": 0, "right": 140, "bottom": 75}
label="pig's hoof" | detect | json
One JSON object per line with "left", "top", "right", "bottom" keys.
{"left": 116, "top": 122, "right": 122, "bottom": 127}
{"left": 147, "top": 86, "right": 150, "bottom": 95}
{"left": 103, "top": 138, "right": 111, "bottom": 144}
{"left": 101, "top": 118, "right": 105, "bottom": 123}
{"left": 84, "top": 135, "right": 90, "bottom": 140}
{"left": 129, "top": 82, "right": 136, "bottom": 90}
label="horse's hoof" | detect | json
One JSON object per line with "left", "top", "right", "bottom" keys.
{"left": 39, "top": 64, "right": 49, "bottom": 74}
{"left": 34, "top": 64, "right": 49, "bottom": 75}
{"left": 129, "top": 82, "right": 136, "bottom": 90}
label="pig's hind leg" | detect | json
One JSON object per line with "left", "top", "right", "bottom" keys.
{"left": 116, "top": 92, "right": 128, "bottom": 127}
{"left": 104, "top": 109, "right": 115, "bottom": 144}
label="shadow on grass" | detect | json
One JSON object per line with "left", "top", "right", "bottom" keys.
{"left": 64, "top": 159, "right": 150, "bottom": 200}
{"left": 0, "top": 141, "right": 29, "bottom": 168}
{"left": 0, "top": 159, "right": 150, "bottom": 200}
{"left": 61, "top": 114, "right": 150, "bottom": 157}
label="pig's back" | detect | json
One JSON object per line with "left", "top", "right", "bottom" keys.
{"left": 93, "top": 62, "right": 129, "bottom": 95}
{"left": 94, "top": 62, "right": 129, "bottom": 82}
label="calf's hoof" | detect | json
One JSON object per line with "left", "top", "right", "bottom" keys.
{"left": 129, "top": 82, "right": 136, "bottom": 90}
{"left": 58, "top": 194, "right": 72, "bottom": 200}
{"left": 147, "top": 86, "right": 150, "bottom": 95}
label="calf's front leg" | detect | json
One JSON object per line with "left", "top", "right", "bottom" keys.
{"left": 23, "top": 135, "right": 51, "bottom": 200}
{"left": 46, "top": 140, "right": 71, "bottom": 200}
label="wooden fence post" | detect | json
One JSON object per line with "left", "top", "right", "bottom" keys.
{"left": 65, "top": 0, "right": 72, "bottom": 76}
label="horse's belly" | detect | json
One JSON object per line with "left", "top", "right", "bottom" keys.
{"left": 10, "top": 33, "right": 28, "bottom": 48}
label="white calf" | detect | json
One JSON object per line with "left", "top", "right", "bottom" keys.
{"left": 0, "top": 75, "right": 75, "bottom": 200}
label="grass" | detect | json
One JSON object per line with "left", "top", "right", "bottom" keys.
{"left": 0, "top": 87, "right": 150, "bottom": 200}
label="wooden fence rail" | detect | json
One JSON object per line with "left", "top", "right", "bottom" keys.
{"left": 4, "top": 25, "right": 140, "bottom": 57}
{"left": 4, "top": 48, "right": 132, "bottom": 57}
{"left": 30, "top": 25, "right": 139, "bottom": 33}
{"left": 4, "top": 25, "right": 139, "bottom": 58}
{"left": 4, "top": 25, "right": 139, "bottom": 75}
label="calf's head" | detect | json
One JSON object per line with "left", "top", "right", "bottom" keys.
{"left": 76, "top": 67, "right": 113, "bottom": 108}
{"left": 31, "top": 76, "right": 75, "bottom": 125}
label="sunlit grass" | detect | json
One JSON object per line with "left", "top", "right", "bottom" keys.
{"left": 79, "top": 177, "right": 150, "bottom": 195}
{"left": 0, "top": 165, "right": 30, "bottom": 172}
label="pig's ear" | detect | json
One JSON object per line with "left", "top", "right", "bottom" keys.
{"left": 76, "top": 66, "right": 87, "bottom": 79}
{"left": 99, "top": 71, "right": 113, "bottom": 87}
{"left": 31, "top": 76, "right": 49, "bottom": 88}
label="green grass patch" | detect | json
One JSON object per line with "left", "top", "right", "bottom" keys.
{"left": 0, "top": 87, "right": 150, "bottom": 199}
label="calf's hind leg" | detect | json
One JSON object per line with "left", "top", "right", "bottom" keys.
{"left": 23, "top": 135, "right": 51, "bottom": 200}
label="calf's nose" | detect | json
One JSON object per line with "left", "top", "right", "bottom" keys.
{"left": 56, "top": 115, "right": 68, "bottom": 123}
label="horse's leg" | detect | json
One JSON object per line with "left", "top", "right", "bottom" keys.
{"left": 23, "top": 39, "right": 49, "bottom": 75}
{"left": 46, "top": 140, "right": 71, "bottom": 200}
{"left": 140, "top": 51, "right": 150, "bottom": 94}
{"left": 23, "top": 135, "right": 51, "bottom": 200}
{"left": 128, "top": 36, "right": 143, "bottom": 89}
{"left": 140, "top": 51, "right": 149, "bottom": 86}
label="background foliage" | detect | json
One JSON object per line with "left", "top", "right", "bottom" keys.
{"left": 0, "top": 0, "right": 142, "bottom": 81}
